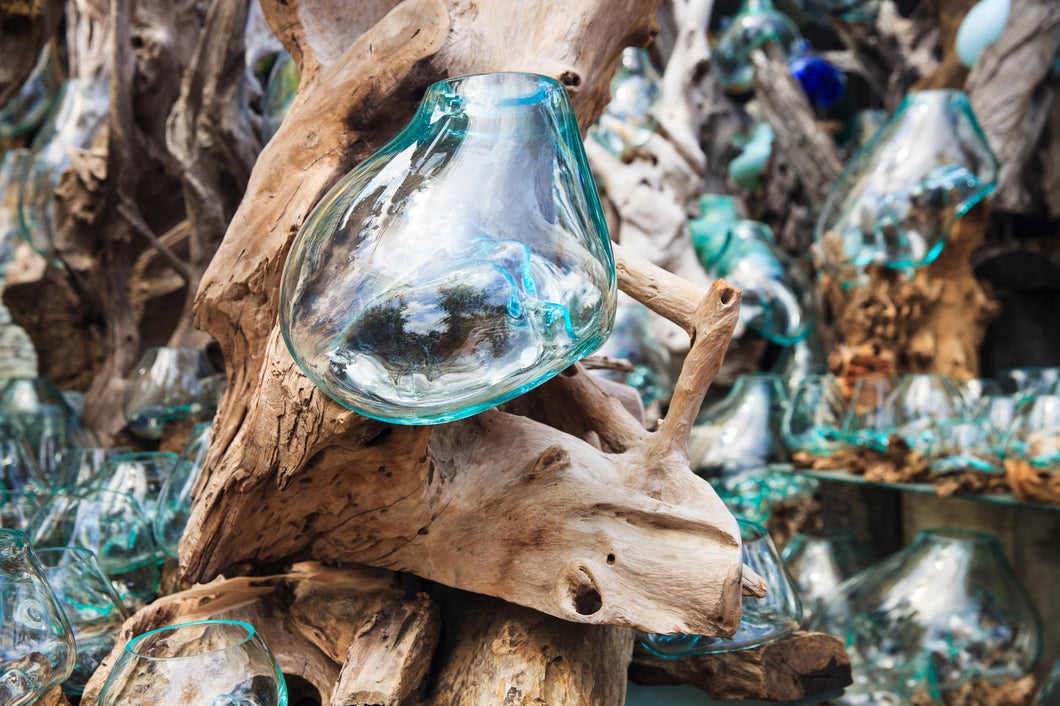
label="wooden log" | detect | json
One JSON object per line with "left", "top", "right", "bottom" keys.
{"left": 629, "top": 631, "right": 853, "bottom": 702}
{"left": 182, "top": 0, "right": 755, "bottom": 636}
{"left": 425, "top": 593, "right": 633, "bottom": 706}
{"left": 750, "top": 44, "right": 843, "bottom": 210}
{"left": 0, "top": 0, "right": 62, "bottom": 105}
{"left": 965, "top": 0, "right": 1060, "bottom": 216}
{"left": 80, "top": 563, "right": 442, "bottom": 706}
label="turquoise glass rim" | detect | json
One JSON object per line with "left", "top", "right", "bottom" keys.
{"left": 125, "top": 619, "right": 257, "bottom": 661}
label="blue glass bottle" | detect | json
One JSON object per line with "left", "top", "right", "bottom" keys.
{"left": 280, "top": 73, "right": 616, "bottom": 424}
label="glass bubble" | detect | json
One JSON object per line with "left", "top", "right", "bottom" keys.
{"left": 0, "top": 46, "right": 63, "bottom": 139}
{"left": 154, "top": 422, "right": 210, "bottom": 558}
{"left": 122, "top": 347, "right": 222, "bottom": 440}
{"left": 98, "top": 620, "right": 287, "bottom": 706}
{"left": 814, "top": 529, "right": 1041, "bottom": 698}
{"left": 713, "top": 0, "right": 802, "bottom": 96}
{"left": 87, "top": 452, "right": 178, "bottom": 521}
{"left": 816, "top": 90, "right": 997, "bottom": 285}
{"left": 279, "top": 72, "right": 616, "bottom": 424}
{"left": 591, "top": 302, "right": 672, "bottom": 405}
{"left": 19, "top": 78, "right": 110, "bottom": 255}
{"left": 690, "top": 374, "right": 789, "bottom": 480}
{"left": 262, "top": 50, "right": 298, "bottom": 143}
{"left": 640, "top": 520, "right": 802, "bottom": 656}
{"left": 782, "top": 374, "right": 850, "bottom": 456}
{"left": 782, "top": 528, "right": 873, "bottom": 624}
{"left": 28, "top": 488, "right": 160, "bottom": 609}
{"left": 35, "top": 546, "right": 128, "bottom": 695}
{"left": 0, "top": 529, "right": 75, "bottom": 706}
{"left": 590, "top": 47, "right": 661, "bottom": 159}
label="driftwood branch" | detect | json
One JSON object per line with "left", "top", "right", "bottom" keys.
{"left": 965, "top": 0, "right": 1060, "bottom": 215}
{"left": 630, "top": 631, "right": 853, "bottom": 702}
{"left": 750, "top": 44, "right": 843, "bottom": 209}
{"left": 180, "top": 0, "right": 756, "bottom": 636}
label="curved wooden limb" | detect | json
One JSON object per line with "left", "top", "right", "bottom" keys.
{"left": 80, "top": 563, "right": 441, "bottom": 706}
{"left": 184, "top": 0, "right": 750, "bottom": 635}
{"left": 629, "top": 631, "right": 853, "bottom": 702}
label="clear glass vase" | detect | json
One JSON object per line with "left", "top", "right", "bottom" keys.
{"left": 0, "top": 426, "right": 49, "bottom": 495}
{"left": 590, "top": 301, "right": 672, "bottom": 405}
{"left": 28, "top": 488, "right": 160, "bottom": 609}
{"left": 879, "top": 374, "right": 966, "bottom": 452}
{"left": 0, "top": 490, "right": 48, "bottom": 531}
{"left": 280, "top": 72, "right": 616, "bottom": 424}
{"left": 1002, "top": 394, "right": 1060, "bottom": 470}
{"left": 690, "top": 374, "right": 790, "bottom": 479}
{"left": 55, "top": 446, "right": 133, "bottom": 488}
{"left": 0, "top": 46, "right": 63, "bottom": 140}
{"left": 98, "top": 619, "right": 287, "bottom": 705}
{"left": 262, "top": 50, "right": 298, "bottom": 143}
{"left": 640, "top": 520, "right": 802, "bottom": 656}
{"left": 0, "top": 149, "right": 29, "bottom": 277}
{"left": 0, "top": 529, "right": 75, "bottom": 706}
{"left": 841, "top": 375, "right": 898, "bottom": 451}
{"left": 0, "top": 377, "right": 94, "bottom": 466}
{"left": 713, "top": 0, "right": 802, "bottom": 96}
{"left": 782, "top": 374, "right": 849, "bottom": 456}
{"left": 19, "top": 78, "right": 110, "bottom": 255}
{"left": 589, "top": 47, "right": 661, "bottom": 159}
{"left": 816, "top": 90, "right": 997, "bottom": 284}
{"left": 34, "top": 547, "right": 128, "bottom": 695}
{"left": 927, "top": 419, "right": 1003, "bottom": 474}
{"left": 814, "top": 528, "right": 1042, "bottom": 698}
{"left": 122, "top": 347, "right": 222, "bottom": 440}
{"left": 782, "top": 528, "right": 873, "bottom": 623}
{"left": 154, "top": 422, "right": 210, "bottom": 558}
{"left": 88, "top": 451, "right": 178, "bottom": 521}
{"left": 690, "top": 206, "right": 815, "bottom": 345}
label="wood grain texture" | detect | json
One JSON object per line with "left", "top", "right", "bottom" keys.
{"left": 629, "top": 631, "right": 852, "bottom": 702}
{"left": 183, "top": 0, "right": 752, "bottom": 636}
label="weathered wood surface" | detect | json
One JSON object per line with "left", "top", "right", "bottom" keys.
{"left": 181, "top": 0, "right": 756, "bottom": 636}
{"left": 629, "top": 631, "right": 853, "bottom": 702}
{"left": 80, "top": 563, "right": 442, "bottom": 706}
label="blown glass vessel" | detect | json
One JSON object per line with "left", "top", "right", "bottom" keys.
{"left": 0, "top": 150, "right": 29, "bottom": 276}
{"left": 782, "top": 528, "right": 873, "bottom": 623}
{"left": 1002, "top": 394, "right": 1060, "bottom": 470}
{"left": 29, "top": 488, "right": 159, "bottom": 608}
{"left": 123, "top": 347, "right": 222, "bottom": 440}
{"left": 782, "top": 374, "right": 849, "bottom": 456}
{"left": 280, "top": 72, "right": 616, "bottom": 424}
{"left": 879, "top": 374, "right": 966, "bottom": 452}
{"left": 689, "top": 374, "right": 789, "bottom": 479}
{"left": 0, "top": 427, "right": 48, "bottom": 495}
{"left": 98, "top": 619, "right": 287, "bottom": 705}
{"left": 89, "top": 451, "right": 178, "bottom": 520}
{"left": 262, "top": 50, "right": 298, "bottom": 143}
{"left": 841, "top": 375, "right": 898, "bottom": 451}
{"left": 788, "top": 41, "right": 846, "bottom": 109}
{"left": 55, "top": 446, "right": 132, "bottom": 488}
{"left": 19, "top": 78, "right": 110, "bottom": 254}
{"left": 35, "top": 547, "right": 128, "bottom": 694}
{"left": 927, "top": 419, "right": 1003, "bottom": 474}
{"left": 816, "top": 90, "right": 997, "bottom": 284}
{"left": 154, "top": 422, "right": 210, "bottom": 558}
{"left": 640, "top": 521, "right": 802, "bottom": 656}
{"left": 590, "top": 47, "right": 661, "bottom": 159}
{"left": 0, "top": 490, "right": 47, "bottom": 530}
{"left": 814, "top": 529, "right": 1042, "bottom": 698}
{"left": 0, "top": 529, "right": 75, "bottom": 706}
{"left": 690, "top": 205, "right": 814, "bottom": 344}
{"left": 713, "top": 0, "right": 802, "bottom": 96}
{"left": 590, "top": 302, "right": 672, "bottom": 405}
{"left": 0, "top": 46, "right": 62, "bottom": 139}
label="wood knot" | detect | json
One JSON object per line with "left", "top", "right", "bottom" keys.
{"left": 524, "top": 445, "right": 571, "bottom": 483}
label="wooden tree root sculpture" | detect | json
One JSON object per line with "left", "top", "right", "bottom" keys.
{"left": 629, "top": 631, "right": 853, "bottom": 702}
{"left": 182, "top": 0, "right": 763, "bottom": 638}
{"left": 80, "top": 563, "right": 635, "bottom": 706}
